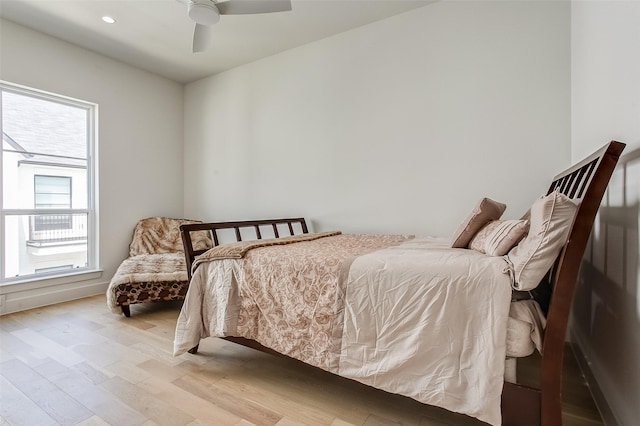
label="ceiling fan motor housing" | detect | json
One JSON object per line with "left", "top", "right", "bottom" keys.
{"left": 188, "top": 0, "right": 220, "bottom": 25}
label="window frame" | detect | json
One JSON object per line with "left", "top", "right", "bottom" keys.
{"left": 0, "top": 81, "right": 98, "bottom": 285}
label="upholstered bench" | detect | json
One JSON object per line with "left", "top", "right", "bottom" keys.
{"left": 106, "top": 217, "right": 211, "bottom": 317}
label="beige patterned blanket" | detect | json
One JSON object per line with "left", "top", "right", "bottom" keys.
{"left": 234, "top": 233, "right": 409, "bottom": 370}
{"left": 176, "top": 233, "right": 410, "bottom": 368}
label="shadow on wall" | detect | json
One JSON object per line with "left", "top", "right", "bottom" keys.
{"left": 572, "top": 146, "right": 640, "bottom": 425}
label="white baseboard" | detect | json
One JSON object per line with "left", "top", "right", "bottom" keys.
{"left": 0, "top": 280, "right": 108, "bottom": 315}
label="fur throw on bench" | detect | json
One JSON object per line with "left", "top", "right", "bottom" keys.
{"left": 107, "top": 217, "right": 212, "bottom": 315}
{"left": 129, "top": 217, "right": 211, "bottom": 256}
{"left": 106, "top": 253, "right": 189, "bottom": 313}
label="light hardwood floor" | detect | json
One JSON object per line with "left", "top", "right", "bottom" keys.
{"left": 0, "top": 296, "right": 603, "bottom": 426}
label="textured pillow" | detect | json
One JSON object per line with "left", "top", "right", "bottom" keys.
{"left": 469, "top": 219, "right": 529, "bottom": 256}
{"left": 450, "top": 198, "right": 507, "bottom": 248}
{"left": 508, "top": 191, "right": 577, "bottom": 290}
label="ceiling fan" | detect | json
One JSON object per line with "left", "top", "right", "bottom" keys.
{"left": 176, "top": 0, "right": 293, "bottom": 53}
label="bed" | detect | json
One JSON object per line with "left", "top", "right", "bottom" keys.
{"left": 173, "top": 141, "right": 625, "bottom": 426}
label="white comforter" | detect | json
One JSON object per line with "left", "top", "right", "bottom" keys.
{"left": 174, "top": 236, "right": 513, "bottom": 426}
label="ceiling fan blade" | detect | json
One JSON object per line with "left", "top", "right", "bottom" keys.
{"left": 217, "top": 0, "right": 292, "bottom": 15}
{"left": 192, "top": 23, "right": 213, "bottom": 53}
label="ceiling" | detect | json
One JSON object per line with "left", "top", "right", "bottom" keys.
{"left": 0, "top": 0, "right": 433, "bottom": 83}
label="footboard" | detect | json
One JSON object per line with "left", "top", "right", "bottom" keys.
{"left": 180, "top": 217, "right": 308, "bottom": 280}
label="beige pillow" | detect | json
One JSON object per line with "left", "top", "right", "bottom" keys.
{"left": 450, "top": 198, "right": 507, "bottom": 248}
{"left": 469, "top": 219, "right": 529, "bottom": 256}
{"left": 508, "top": 191, "right": 577, "bottom": 291}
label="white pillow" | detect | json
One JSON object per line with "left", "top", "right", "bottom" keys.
{"left": 469, "top": 219, "right": 529, "bottom": 256}
{"left": 508, "top": 191, "right": 577, "bottom": 291}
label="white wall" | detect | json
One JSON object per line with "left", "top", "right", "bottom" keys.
{"left": 571, "top": 2, "right": 640, "bottom": 425}
{"left": 184, "top": 1, "right": 571, "bottom": 236}
{"left": 0, "top": 19, "right": 185, "bottom": 314}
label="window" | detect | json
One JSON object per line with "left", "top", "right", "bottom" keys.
{"left": 34, "top": 175, "right": 72, "bottom": 209}
{"left": 34, "top": 175, "right": 73, "bottom": 231}
{"left": 1, "top": 82, "right": 97, "bottom": 283}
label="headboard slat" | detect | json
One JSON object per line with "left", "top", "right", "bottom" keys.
{"left": 568, "top": 165, "right": 588, "bottom": 198}
{"left": 576, "top": 160, "right": 598, "bottom": 199}
{"left": 180, "top": 218, "right": 308, "bottom": 280}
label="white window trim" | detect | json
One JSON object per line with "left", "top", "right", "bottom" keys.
{"left": 0, "top": 80, "right": 100, "bottom": 285}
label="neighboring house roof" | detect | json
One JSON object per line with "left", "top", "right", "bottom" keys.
{"left": 2, "top": 131, "right": 31, "bottom": 157}
{"left": 2, "top": 91, "right": 87, "bottom": 167}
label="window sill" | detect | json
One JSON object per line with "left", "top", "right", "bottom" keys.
{"left": 0, "top": 269, "right": 103, "bottom": 294}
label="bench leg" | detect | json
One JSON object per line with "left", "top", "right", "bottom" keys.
{"left": 121, "top": 305, "right": 131, "bottom": 317}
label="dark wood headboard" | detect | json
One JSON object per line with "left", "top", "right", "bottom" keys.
{"left": 503, "top": 140, "right": 625, "bottom": 426}
{"left": 180, "top": 217, "right": 308, "bottom": 280}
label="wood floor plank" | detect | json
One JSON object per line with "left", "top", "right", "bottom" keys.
{"left": 96, "top": 324, "right": 182, "bottom": 367}
{"left": 275, "top": 417, "right": 307, "bottom": 426}
{"left": 1, "top": 358, "right": 93, "bottom": 425}
{"left": 131, "top": 341, "right": 184, "bottom": 367}
{"left": 136, "top": 358, "right": 191, "bottom": 382}
{"left": 0, "top": 329, "right": 49, "bottom": 367}
{"left": 72, "top": 339, "right": 146, "bottom": 368}
{"left": 0, "top": 346, "right": 15, "bottom": 364}
{"left": 9, "top": 305, "right": 70, "bottom": 331}
{"left": 177, "top": 357, "right": 344, "bottom": 424}
{"left": 10, "top": 328, "right": 85, "bottom": 367}
{"left": 72, "top": 361, "right": 112, "bottom": 385}
{"left": 562, "top": 412, "right": 605, "bottom": 426}
{"left": 363, "top": 414, "right": 402, "bottom": 426}
{"left": 53, "top": 311, "right": 105, "bottom": 332}
{"left": 94, "top": 323, "right": 157, "bottom": 347}
{"left": 417, "top": 409, "right": 481, "bottom": 426}
{"left": 101, "top": 376, "right": 195, "bottom": 426}
{"left": 38, "top": 322, "right": 107, "bottom": 348}
{"left": 221, "top": 355, "right": 371, "bottom": 424}
{"left": 173, "top": 374, "right": 283, "bottom": 425}
{"left": 121, "top": 317, "right": 157, "bottom": 331}
{"left": 32, "top": 358, "right": 148, "bottom": 426}
{"left": 330, "top": 420, "right": 358, "bottom": 426}
{"left": 137, "top": 376, "right": 243, "bottom": 425}
{"left": 210, "top": 351, "right": 369, "bottom": 424}
{"left": 210, "top": 373, "right": 338, "bottom": 425}
{"left": 0, "top": 376, "right": 58, "bottom": 426}
{"left": 0, "top": 316, "right": 26, "bottom": 332}
{"left": 73, "top": 415, "right": 112, "bottom": 426}
{"left": 103, "top": 359, "right": 153, "bottom": 384}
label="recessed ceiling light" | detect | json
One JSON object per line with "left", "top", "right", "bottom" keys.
{"left": 102, "top": 16, "right": 116, "bottom": 24}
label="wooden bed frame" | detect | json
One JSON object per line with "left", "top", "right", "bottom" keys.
{"left": 179, "top": 141, "right": 625, "bottom": 426}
